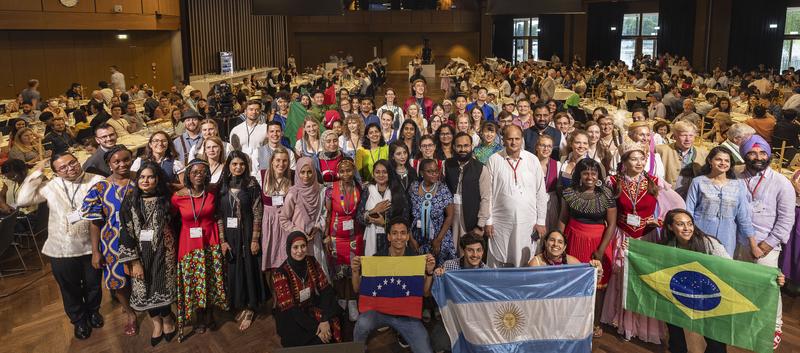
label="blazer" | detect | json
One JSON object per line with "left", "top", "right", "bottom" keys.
{"left": 655, "top": 143, "right": 708, "bottom": 187}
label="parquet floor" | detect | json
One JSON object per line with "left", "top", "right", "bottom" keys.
{"left": 2, "top": 75, "right": 800, "bottom": 353}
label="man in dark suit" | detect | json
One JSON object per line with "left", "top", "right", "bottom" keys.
{"left": 523, "top": 103, "right": 561, "bottom": 159}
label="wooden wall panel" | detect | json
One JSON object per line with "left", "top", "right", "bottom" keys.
{"left": 142, "top": 0, "right": 158, "bottom": 14}
{"left": 42, "top": 0, "right": 95, "bottom": 13}
{"left": 0, "top": 0, "right": 42, "bottom": 11}
{"left": 95, "top": 0, "right": 143, "bottom": 14}
{"left": 0, "top": 30, "right": 175, "bottom": 98}
{"left": 186, "top": 0, "right": 287, "bottom": 75}
{"left": 158, "top": 0, "right": 180, "bottom": 16}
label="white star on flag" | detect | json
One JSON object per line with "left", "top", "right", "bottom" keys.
{"left": 402, "top": 284, "right": 407, "bottom": 290}
{"left": 377, "top": 285, "right": 382, "bottom": 290}
{"left": 406, "top": 291, "right": 410, "bottom": 296}
{"left": 372, "top": 291, "right": 377, "bottom": 296}
{"left": 383, "top": 279, "right": 388, "bottom": 285}
{"left": 390, "top": 278, "right": 395, "bottom": 283}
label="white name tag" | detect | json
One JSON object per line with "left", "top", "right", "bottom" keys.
{"left": 626, "top": 214, "right": 642, "bottom": 227}
{"left": 299, "top": 287, "right": 311, "bottom": 302}
{"left": 342, "top": 219, "right": 354, "bottom": 231}
{"left": 226, "top": 217, "right": 238, "bottom": 228}
{"left": 416, "top": 220, "right": 422, "bottom": 229}
{"left": 453, "top": 194, "right": 462, "bottom": 204}
{"left": 190, "top": 227, "right": 203, "bottom": 238}
{"left": 140, "top": 229, "right": 154, "bottom": 242}
{"left": 375, "top": 226, "right": 385, "bottom": 234}
{"left": 66, "top": 210, "right": 82, "bottom": 225}
{"left": 272, "top": 195, "right": 284, "bottom": 206}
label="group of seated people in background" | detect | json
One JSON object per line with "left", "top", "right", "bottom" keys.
{"left": 0, "top": 51, "right": 798, "bottom": 352}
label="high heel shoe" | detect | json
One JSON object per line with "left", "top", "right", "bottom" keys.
{"left": 163, "top": 329, "right": 177, "bottom": 342}
{"left": 151, "top": 334, "right": 164, "bottom": 347}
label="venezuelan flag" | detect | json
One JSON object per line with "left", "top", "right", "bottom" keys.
{"left": 624, "top": 239, "right": 780, "bottom": 353}
{"left": 358, "top": 255, "right": 426, "bottom": 319}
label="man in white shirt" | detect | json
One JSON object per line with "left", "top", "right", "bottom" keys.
{"left": 539, "top": 69, "right": 556, "bottom": 102}
{"left": 16, "top": 153, "right": 105, "bottom": 340}
{"left": 106, "top": 104, "right": 135, "bottom": 137}
{"left": 230, "top": 101, "right": 268, "bottom": 154}
{"left": 109, "top": 66, "right": 126, "bottom": 92}
{"left": 484, "top": 125, "right": 548, "bottom": 267}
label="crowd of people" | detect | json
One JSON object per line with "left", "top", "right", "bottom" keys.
{"left": 1, "top": 52, "right": 799, "bottom": 352}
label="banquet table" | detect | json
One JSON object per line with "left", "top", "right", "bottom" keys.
{"left": 553, "top": 87, "right": 576, "bottom": 101}
{"left": 620, "top": 88, "right": 648, "bottom": 102}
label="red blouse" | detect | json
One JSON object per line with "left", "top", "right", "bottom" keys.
{"left": 610, "top": 175, "right": 659, "bottom": 238}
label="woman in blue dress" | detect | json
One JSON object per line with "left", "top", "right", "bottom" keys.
{"left": 409, "top": 158, "right": 455, "bottom": 265}
{"left": 83, "top": 145, "right": 138, "bottom": 336}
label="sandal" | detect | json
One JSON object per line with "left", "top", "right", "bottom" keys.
{"left": 239, "top": 310, "right": 255, "bottom": 331}
{"left": 593, "top": 326, "right": 603, "bottom": 338}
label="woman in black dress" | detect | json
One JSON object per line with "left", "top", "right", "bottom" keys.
{"left": 217, "top": 150, "right": 268, "bottom": 331}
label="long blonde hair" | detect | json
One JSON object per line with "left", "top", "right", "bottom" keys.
{"left": 264, "top": 147, "right": 292, "bottom": 194}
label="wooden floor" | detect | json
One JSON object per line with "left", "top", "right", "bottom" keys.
{"left": 2, "top": 75, "right": 800, "bottom": 353}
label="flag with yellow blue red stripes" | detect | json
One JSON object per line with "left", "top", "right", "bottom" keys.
{"left": 624, "top": 239, "right": 779, "bottom": 353}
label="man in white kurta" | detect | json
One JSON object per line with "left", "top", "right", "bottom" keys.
{"left": 484, "top": 125, "right": 548, "bottom": 267}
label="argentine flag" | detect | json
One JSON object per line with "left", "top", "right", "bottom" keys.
{"left": 432, "top": 265, "right": 597, "bottom": 353}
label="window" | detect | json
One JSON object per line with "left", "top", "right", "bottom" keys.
{"left": 781, "top": 7, "right": 800, "bottom": 71}
{"left": 619, "top": 12, "right": 659, "bottom": 67}
{"left": 512, "top": 17, "right": 539, "bottom": 64}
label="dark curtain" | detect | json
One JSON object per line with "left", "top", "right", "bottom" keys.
{"left": 587, "top": 2, "right": 623, "bottom": 65}
{"left": 727, "top": 0, "right": 787, "bottom": 71}
{"left": 657, "top": 0, "right": 695, "bottom": 59}
{"left": 539, "top": 15, "right": 565, "bottom": 61}
{"left": 493, "top": 15, "right": 514, "bottom": 60}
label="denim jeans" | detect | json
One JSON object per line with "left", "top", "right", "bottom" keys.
{"left": 353, "top": 310, "right": 433, "bottom": 353}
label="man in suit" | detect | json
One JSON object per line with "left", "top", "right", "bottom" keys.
{"left": 656, "top": 120, "right": 708, "bottom": 196}
{"left": 523, "top": 103, "right": 561, "bottom": 159}
{"left": 82, "top": 123, "right": 118, "bottom": 177}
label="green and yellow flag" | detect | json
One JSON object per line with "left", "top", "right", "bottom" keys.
{"left": 624, "top": 239, "right": 779, "bottom": 353}
{"left": 285, "top": 100, "right": 308, "bottom": 146}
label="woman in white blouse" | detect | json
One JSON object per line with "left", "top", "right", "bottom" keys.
{"left": 376, "top": 88, "right": 404, "bottom": 129}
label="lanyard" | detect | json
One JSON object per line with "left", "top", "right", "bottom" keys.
{"left": 189, "top": 190, "right": 207, "bottom": 226}
{"left": 60, "top": 174, "right": 84, "bottom": 210}
{"left": 745, "top": 171, "right": 766, "bottom": 199}
{"left": 140, "top": 198, "right": 158, "bottom": 227}
{"left": 245, "top": 122, "right": 258, "bottom": 147}
{"left": 339, "top": 183, "right": 357, "bottom": 215}
{"left": 506, "top": 157, "right": 521, "bottom": 185}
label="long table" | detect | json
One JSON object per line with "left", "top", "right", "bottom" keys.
{"left": 190, "top": 67, "right": 277, "bottom": 96}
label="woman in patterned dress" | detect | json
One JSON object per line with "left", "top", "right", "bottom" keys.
{"left": 323, "top": 158, "right": 363, "bottom": 321}
{"left": 171, "top": 159, "right": 228, "bottom": 339}
{"left": 600, "top": 142, "right": 666, "bottom": 344}
{"left": 409, "top": 158, "right": 455, "bottom": 265}
{"left": 272, "top": 231, "right": 341, "bottom": 347}
{"left": 82, "top": 145, "right": 137, "bottom": 336}
{"left": 217, "top": 151, "right": 268, "bottom": 331}
{"left": 118, "top": 161, "right": 178, "bottom": 346}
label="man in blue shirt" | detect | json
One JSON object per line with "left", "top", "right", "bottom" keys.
{"left": 465, "top": 87, "right": 495, "bottom": 121}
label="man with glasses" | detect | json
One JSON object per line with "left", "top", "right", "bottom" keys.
{"left": 523, "top": 103, "right": 561, "bottom": 159}
{"left": 444, "top": 132, "right": 491, "bottom": 250}
{"left": 82, "top": 123, "right": 117, "bottom": 177}
{"left": 16, "top": 152, "right": 106, "bottom": 340}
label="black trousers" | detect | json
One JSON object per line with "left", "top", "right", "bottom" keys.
{"left": 50, "top": 255, "right": 102, "bottom": 324}
{"left": 667, "top": 324, "right": 727, "bottom": 353}
{"left": 147, "top": 305, "right": 172, "bottom": 318}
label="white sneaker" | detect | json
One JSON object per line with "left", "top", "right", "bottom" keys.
{"left": 348, "top": 300, "right": 359, "bottom": 321}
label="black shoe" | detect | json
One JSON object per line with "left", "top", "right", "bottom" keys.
{"left": 398, "top": 335, "right": 409, "bottom": 348}
{"left": 150, "top": 334, "right": 164, "bottom": 347}
{"left": 74, "top": 321, "right": 92, "bottom": 340}
{"left": 88, "top": 311, "right": 104, "bottom": 328}
{"left": 163, "top": 328, "right": 177, "bottom": 343}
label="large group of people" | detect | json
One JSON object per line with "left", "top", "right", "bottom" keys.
{"left": 2, "top": 51, "right": 800, "bottom": 352}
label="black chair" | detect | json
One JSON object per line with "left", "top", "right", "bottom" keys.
{"left": 0, "top": 213, "right": 26, "bottom": 280}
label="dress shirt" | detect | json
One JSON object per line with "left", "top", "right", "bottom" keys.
{"left": 737, "top": 168, "right": 795, "bottom": 248}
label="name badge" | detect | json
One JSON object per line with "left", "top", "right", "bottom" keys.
{"left": 140, "top": 229, "right": 154, "bottom": 242}
{"left": 342, "top": 219, "right": 354, "bottom": 231}
{"left": 416, "top": 220, "right": 422, "bottom": 229}
{"left": 626, "top": 214, "right": 642, "bottom": 227}
{"left": 66, "top": 210, "right": 82, "bottom": 225}
{"left": 226, "top": 217, "right": 239, "bottom": 228}
{"left": 752, "top": 200, "right": 766, "bottom": 214}
{"left": 375, "top": 226, "right": 385, "bottom": 234}
{"left": 299, "top": 287, "right": 311, "bottom": 302}
{"left": 272, "top": 195, "right": 284, "bottom": 206}
{"left": 190, "top": 227, "right": 203, "bottom": 239}
{"left": 453, "top": 194, "right": 462, "bottom": 204}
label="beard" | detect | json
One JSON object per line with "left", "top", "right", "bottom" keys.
{"left": 745, "top": 158, "right": 769, "bottom": 172}
{"left": 456, "top": 151, "right": 472, "bottom": 162}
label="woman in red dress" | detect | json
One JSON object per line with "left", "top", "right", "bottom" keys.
{"left": 600, "top": 142, "right": 665, "bottom": 344}
{"left": 324, "top": 158, "right": 363, "bottom": 322}
{"left": 317, "top": 130, "right": 342, "bottom": 186}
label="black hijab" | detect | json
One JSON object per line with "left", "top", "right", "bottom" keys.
{"left": 286, "top": 231, "right": 308, "bottom": 279}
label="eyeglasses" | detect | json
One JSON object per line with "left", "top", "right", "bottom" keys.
{"left": 54, "top": 160, "right": 80, "bottom": 173}
{"left": 421, "top": 143, "right": 435, "bottom": 148}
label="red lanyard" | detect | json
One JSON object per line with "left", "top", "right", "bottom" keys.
{"left": 506, "top": 157, "right": 521, "bottom": 184}
{"left": 745, "top": 172, "right": 766, "bottom": 199}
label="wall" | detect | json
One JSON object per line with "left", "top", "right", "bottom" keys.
{"left": 185, "top": 0, "right": 287, "bottom": 75}
{"left": 288, "top": 10, "right": 481, "bottom": 70}
{"left": 0, "top": 30, "right": 175, "bottom": 98}
{"left": 0, "top": 0, "right": 180, "bottom": 30}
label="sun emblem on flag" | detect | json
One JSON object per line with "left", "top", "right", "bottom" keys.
{"left": 492, "top": 303, "right": 526, "bottom": 340}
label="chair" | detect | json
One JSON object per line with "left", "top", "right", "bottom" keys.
{"left": 0, "top": 213, "right": 26, "bottom": 279}
{"left": 14, "top": 210, "right": 45, "bottom": 268}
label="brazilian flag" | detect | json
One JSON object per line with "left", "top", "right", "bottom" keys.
{"left": 625, "top": 240, "right": 779, "bottom": 353}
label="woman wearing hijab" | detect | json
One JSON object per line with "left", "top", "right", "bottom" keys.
{"left": 217, "top": 151, "right": 268, "bottom": 331}
{"left": 272, "top": 231, "right": 341, "bottom": 347}
{"left": 171, "top": 159, "right": 228, "bottom": 339}
{"left": 279, "top": 157, "right": 330, "bottom": 280}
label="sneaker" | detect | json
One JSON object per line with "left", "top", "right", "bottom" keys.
{"left": 774, "top": 330, "right": 782, "bottom": 349}
{"left": 377, "top": 326, "right": 390, "bottom": 332}
{"left": 398, "top": 335, "right": 409, "bottom": 348}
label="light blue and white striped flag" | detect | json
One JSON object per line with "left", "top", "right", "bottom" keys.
{"left": 432, "top": 264, "right": 597, "bottom": 353}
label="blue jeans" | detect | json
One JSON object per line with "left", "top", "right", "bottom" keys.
{"left": 354, "top": 310, "right": 433, "bottom": 353}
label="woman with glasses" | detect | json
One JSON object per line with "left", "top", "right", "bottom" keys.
{"left": 131, "top": 131, "right": 184, "bottom": 184}
{"left": 171, "top": 159, "right": 228, "bottom": 339}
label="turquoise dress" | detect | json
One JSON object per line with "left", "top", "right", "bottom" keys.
{"left": 82, "top": 180, "right": 134, "bottom": 290}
